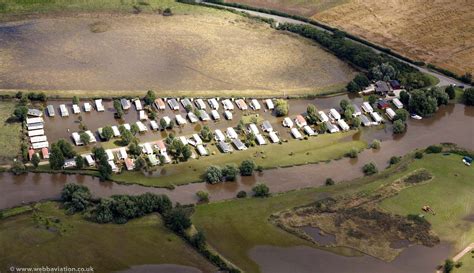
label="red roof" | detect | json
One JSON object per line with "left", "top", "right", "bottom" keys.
{"left": 295, "top": 115, "right": 306, "bottom": 125}
{"left": 28, "top": 149, "right": 35, "bottom": 160}
{"left": 41, "top": 147, "right": 49, "bottom": 159}
{"left": 154, "top": 140, "right": 166, "bottom": 151}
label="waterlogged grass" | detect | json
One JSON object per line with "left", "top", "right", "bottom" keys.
{"left": 0, "top": 101, "right": 21, "bottom": 164}
{"left": 192, "top": 153, "right": 474, "bottom": 273}
{"left": 0, "top": 202, "right": 215, "bottom": 273}
{"left": 0, "top": 0, "right": 213, "bottom": 17}
{"left": 112, "top": 131, "right": 366, "bottom": 187}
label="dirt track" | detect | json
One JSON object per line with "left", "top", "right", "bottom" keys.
{"left": 0, "top": 12, "right": 355, "bottom": 93}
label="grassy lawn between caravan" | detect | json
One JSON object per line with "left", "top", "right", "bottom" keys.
{"left": 192, "top": 153, "right": 474, "bottom": 273}
{"left": 0, "top": 101, "right": 22, "bottom": 164}
{"left": 111, "top": 131, "right": 366, "bottom": 187}
{"left": 0, "top": 202, "right": 215, "bottom": 273}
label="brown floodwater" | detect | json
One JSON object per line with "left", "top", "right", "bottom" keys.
{"left": 1, "top": 101, "right": 473, "bottom": 210}
{"left": 301, "top": 226, "right": 336, "bottom": 246}
{"left": 116, "top": 264, "right": 202, "bottom": 273}
{"left": 249, "top": 243, "right": 452, "bottom": 273}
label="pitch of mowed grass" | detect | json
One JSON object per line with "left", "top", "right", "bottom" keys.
{"left": 0, "top": 101, "right": 21, "bottom": 164}
{"left": 192, "top": 153, "right": 474, "bottom": 273}
{"left": 380, "top": 154, "right": 474, "bottom": 253}
{"left": 111, "top": 131, "right": 366, "bottom": 187}
{"left": 0, "top": 202, "right": 215, "bottom": 273}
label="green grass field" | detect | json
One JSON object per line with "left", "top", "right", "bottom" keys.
{"left": 0, "top": 101, "right": 21, "bottom": 164}
{"left": 0, "top": 0, "right": 212, "bottom": 18}
{"left": 0, "top": 202, "right": 215, "bottom": 273}
{"left": 112, "top": 131, "right": 366, "bottom": 187}
{"left": 192, "top": 152, "right": 474, "bottom": 273}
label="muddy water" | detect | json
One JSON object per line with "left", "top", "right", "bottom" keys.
{"left": 301, "top": 226, "right": 336, "bottom": 246}
{"left": 1, "top": 103, "right": 473, "bottom": 209}
{"left": 250, "top": 243, "right": 452, "bottom": 273}
{"left": 116, "top": 264, "right": 201, "bottom": 273}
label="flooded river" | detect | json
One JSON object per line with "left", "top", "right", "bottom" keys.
{"left": 1, "top": 102, "right": 473, "bottom": 210}
{"left": 250, "top": 243, "right": 452, "bottom": 273}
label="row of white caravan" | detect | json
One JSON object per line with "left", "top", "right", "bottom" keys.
{"left": 46, "top": 99, "right": 106, "bottom": 117}
{"left": 153, "top": 97, "right": 275, "bottom": 112}
{"left": 26, "top": 115, "right": 49, "bottom": 149}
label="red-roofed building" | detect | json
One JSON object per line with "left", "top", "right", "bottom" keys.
{"left": 41, "top": 147, "right": 49, "bottom": 159}
{"left": 28, "top": 149, "right": 35, "bottom": 161}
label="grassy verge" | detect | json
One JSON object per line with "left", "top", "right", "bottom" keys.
{"left": 112, "top": 131, "right": 366, "bottom": 187}
{"left": 192, "top": 152, "right": 474, "bottom": 272}
{"left": 0, "top": 101, "right": 21, "bottom": 164}
{"left": 0, "top": 0, "right": 215, "bottom": 19}
{"left": 426, "top": 72, "right": 440, "bottom": 86}
{"left": 0, "top": 201, "right": 215, "bottom": 273}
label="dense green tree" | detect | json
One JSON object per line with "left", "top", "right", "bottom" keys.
{"left": 306, "top": 104, "right": 319, "bottom": 125}
{"left": 392, "top": 119, "right": 406, "bottom": 134}
{"left": 56, "top": 139, "right": 76, "bottom": 158}
{"left": 163, "top": 206, "right": 192, "bottom": 235}
{"left": 130, "top": 123, "right": 139, "bottom": 135}
{"left": 352, "top": 116, "right": 361, "bottom": 128}
{"left": 205, "top": 166, "right": 222, "bottom": 184}
{"left": 236, "top": 191, "right": 247, "bottom": 198}
{"left": 92, "top": 146, "right": 107, "bottom": 161}
{"left": 144, "top": 90, "right": 156, "bottom": 106}
{"left": 222, "top": 164, "right": 238, "bottom": 181}
{"left": 49, "top": 144, "right": 65, "bottom": 170}
{"left": 395, "top": 108, "right": 409, "bottom": 122}
{"left": 340, "top": 99, "right": 349, "bottom": 111}
{"left": 31, "top": 153, "right": 40, "bottom": 168}
{"left": 72, "top": 96, "right": 80, "bottom": 105}
{"left": 427, "top": 87, "right": 449, "bottom": 106}
{"left": 444, "top": 85, "right": 456, "bottom": 100}
{"left": 11, "top": 161, "right": 27, "bottom": 175}
{"left": 408, "top": 90, "right": 438, "bottom": 117}
{"left": 61, "top": 184, "right": 91, "bottom": 213}
{"left": 463, "top": 88, "right": 474, "bottom": 106}
{"left": 460, "top": 72, "right": 472, "bottom": 84}
{"left": 79, "top": 132, "right": 91, "bottom": 145}
{"left": 443, "top": 259, "right": 454, "bottom": 273}
{"left": 98, "top": 157, "right": 112, "bottom": 181}
{"left": 368, "top": 94, "right": 377, "bottom": 105}
{"left": 159, "top": 118, "right": 168, "bottom": 130}
{"left": 75, "top": 155, "right": 84, "bottom": 169}
{"left": 93, "top": 198, "right": 114, "bottom": 223}
{"left": 319, "top": 122, "right": 328, "bottom": 133}
{"left": 274, "top": 99, "right": 289, "bottom": 117}
{"left": 399, "top": 90, "right": 410, "bottom": 105}
{"left": 101, "top": 126, "right": 114, "bottom": 141}
{"left": 190, "top": 231, "right": 206, "bottom": 251}
{"left": 370, "top": 63, "right": 397, "bottom": 81}
{"left": 121, "top": 129, "right": 134, "bottom": 145}
{"left": 353, "top": 73, "right": 370, "bottom": 88}
{"left": 344, "top": 108, "right": 353, "bottom": 121}
{"left": 200, "top": 126, "right": 213, "bottom": 142}
{"left": 325, "top": 178, "right": 335, "bottom": 186}
{"left": 196, "top": 190, "right": 209, "bottom": 202}
{"left": 346, "top": 80, "right": 361, "bottom": 93}
{"left": 13, "top": 106, "right": 28, "bottom": 122}
{"left": 239, "top": 159, "right": 256, "bottom": 176}
{"left": 182, "top": 145, "right": 192, "bottom": 161}
{"left": 252, "top": 183, "right": 270, "bottom": 197}
{"left": 113, "top": 99, "right": 123, "bottom": 119}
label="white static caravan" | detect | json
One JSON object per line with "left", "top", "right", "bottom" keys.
{"left": 47, "top": 105, "right": 55, "bottom": 117}
{"left": 148, "top": 154, "right": 159, "bottom": 166}
{"left": 181, "top": 98, "right": 192, "bottom": 108}
{"left": 318, "top": 111, "right": 329, "bottom": 123}
{"left": 95, "top": 99, "right": 105, "bottom": 112}
{"left": 175, "top": 114, "right": 187, "bottom": 125}
{"left": 26, "top": 117, "right": 43, "bottom": 125}
{"left": 167, "top": 98, "right": 180, "bottom": 111}
{"left": 86, "top": 130, "right": 97, "bottom": 143}
{"left": 361, "top": 102, "right": 374, "bottom": 113}
{"left": 226, "top": 127, "right": 238, "bottom": 139}
{"left": 197, "top": 144, "right": 208, "bottom": 156}
{"left": 28, "top": 129, "right": 44, "bottom": 137}
{"left": 141, "top": 143, "right": 153, "bottom": 155}
{"left": 329, "top": 108, "right": 341, "bottom": 121}
{"left": 83, "top": 102, "right": 92, "bottom": 112}
{"left": 370, "top": 112, "right": 383, "bottom": 124}
{"left": 193, "top": 134, "right": 203, "bottom": 145}
{"left": 224, "top": 111, "right": 233, "bottom": 120}
{"left": 118, "top": 147, "right": 128, "bottom": 160}
{"left": 179, "top": 136, "right": 188, "bottom": 146}
{"left": 187, "top": 112, "right": 199, "bottom": 123}
{"left": 250, "top": 99, "right": 261, "bottom": 111}
{"left": 214, "top": 129, "right": 226, "bottom": 142}
{"left": 248, "top": 123, "right": 260, "bottom": 135}
{"left": 208, "top": 98, "right": 219, "bottom": 110}
{"left": 392, "top": 98, "right": 403, "bottom": 109}
{"left": 360, "top": 115, "right": 372, "bottom": 127}
{"left": 352, "top": 104, "right": 362, "bottom": 117}
{"left": 59, "top": 104, "right": 69, "bottom": 117}
{"left": 303, "top": 125, "right": 317, "bottom": 136}
{"left": 27, "top": 123, "right": 44, "bottom": 131}
{"left": 294, "top": 115, "right": 307, "bottom": 128}
{"left": 211, "top": 110, "right": 220, "bottom": 120}
{"left": 218, "top": 141, "right": 232, "bottom": 153}
{"left": 269, "top": 131, "right": 280, "bottom": 143}
{"left": 136, "top": 121, "right": 148, "bottom": 132}
{"left": 222, "top": 99, "right": 234, "bottom": 111}
{"left": 139, "top": 110, "right": 148, "bottom": 121}
{"left": 72, "top": 132, "right": 83, "bottom": 146}
{"left": 134, "top": 99, "right": 143, "bottom": 111}
{"left": 28, "top": 109, "right": 43, "bottom": 117}
{"left": 30, "top": 135, "right": 47, "bottom": 143}
{"left": 111, "top": 126, "right": 121, "bottom": 137}
{"left": 108, "top": 161, "right": 119, "bottom": 173}
{"left": 235, "top": 99, "right": 248, "bottom": 111}
{"left": 150, "top": 120, "right": 159, "bottom": 130}
{"left": 290, "top": 128, "right": 303, "bottom": 139}
{"left": 195, "top": 99, "right": 207, "bottom": 110}
{"left": 84, "top": 154, "right": 95, "bottom": 167}
{"left": 72, "top": 104, "right": 81, "bottom": 114}
{"left": 232, "top": 138, "right": 247, "bottom": 151}
{"left": 120, "top": 98, "right": 131, "bottom": 110}
{"left": 32, "top": 141, "right": 49, "bottom": 150}
{"left": 337, "top": 119, "right": 350, "bottom": 131}
{"left": 199, "top": 110, "right": 211, "bottom": 121}
{"left": 123, "top": 123, "right": 131, "bottom": 130}
{"left": 261, "top": 120, "right": 273, "bottom": 132}
{"left": 325, "top": 121, "right": 339, "bottom": 134}
{"left": 265, "top": 99, "right": 274, "bottom": 110}
{"left": 255, "top": 134, "right": 266, "bottom": 145}
{"left": 386, "top": 108, "right": 397, "bottom": 121}
{"left": 282, "top": 117, "right": 293, "bottom": 128}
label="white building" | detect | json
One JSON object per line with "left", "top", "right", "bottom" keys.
{"left": 329, "top": 108, "right": 341, "bottom": 121}
{"left": 282, "top": 117, "right": 293, "bottom": 128}
{"left": 214, "top": 129, "right": 226, "bottom": 142}
{"left": 187, "top": 112, "right": 199, "bottom": 123}
{"left": 95, "top": 99, "right": 105, "bottom": 112}
{"left": 195, "top": 99, "right": 206, "bottom": 110}
{"left": 208, "top": 98, "right": 219, "bottom": 110}
{"left": 226, "top": 127, "right": 238, "bottom": 139}
{"left": 318, "top": 111, "right": 329, "bottom": 123}
{"left": 265, "top": 99, "right": 274, "bottom": 110}
{"left": 250, "top": 99, "right": 261, "bottom": 110}
{"left": 362, "top": 102, "right": 374, "bottom": 113}
{"left": 134, "top": 99, "right": 143, "bottom": 111}
{"left": 211, "top": 110, "right": 220, "bottom": 120}
{"left": 72, "top": 104, "right": 81, "bottom": 114}
{"left": 224, "top": 111, "right": 233, "bottom": 120}
{"left": 59, "top": 104, "right": 69, "bottom": 117}
{"left": 256, "top": 134, "right": 266, "bottom": 145}
{"left": 370, "top": 111, "right": 383, "bottom": 124}
{"left": 386, "top": 108, "right": 397, "bottom": 120}
{"left": 111, "top": 126, "right": 121, "bottom": 137}
{"left": 303, "top": 125, "right": 317, "bottom": 136}
{"left": 248, "top": 123, "right": 260, "bottom": 135}
{"left": 83, "top": 102, "right": 92, "bottom": 112}
{"left": 291, "top": 128, "right": 303, "bottom": 139}
{"left": 392, "top": 98, "right": 403, "bottom": 109}
{"left": 176, "top": 114, "right": 187, "bottom": 125}
{"left": 222, "top": 99, "right": 234, "bottom": 111}
{"left": 337, "top": 119, "right": 350, "bottom": 131}
{"left": 139, "top": 110, "right": 148, "bottom": 121}
{"left": 269, "top": 131, "right": 280, "bottom": 143}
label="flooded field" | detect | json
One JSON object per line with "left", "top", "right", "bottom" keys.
{"left": 1, "top": 98, "right": 473, "bottom": 210}
{"left": 250, "top": 243, "right": 452, "bottom": 273}
{"left": 116, "top": 264, "right": 202, "bottom": 273}
{"left": 0, "top": 13, "right": 354, "bottom": 93}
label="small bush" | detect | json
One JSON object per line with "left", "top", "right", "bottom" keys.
{"left": 325, "top": 178, "right": 335, "bottom": 186}
{"left": 426, "top": 145, "right": 442, "bottom": 154}
{"left": 362, "top": 162, "right": 378, "bottom": 176}
{"left": 371, "top": 139, "right": 381, "bottom": 149}
{"left": 415, "top": 151, "right": 424, "bottom": 159}
{"left": 389, "top": 156, "right": 401, "bottom": 165}
{"left": 252, "top": 183, "right": 270, "bottom": 198}
{"left": 345, "top": 148, "right": 358, "bottom": 158}
{"left": 236, "top": 191, "right": 247, "bottom": 198}
{"left": 196, "top": 191, "right": 209, "bottom": 202}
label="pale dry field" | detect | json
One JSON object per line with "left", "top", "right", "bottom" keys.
{"left": 314, "top": 0, "right": 474, "bottom": 75}
{"left": 0, "top": 11, "right": 355, "bottom": 95}
{"left": 226, "top": 0, "right": 348, "bottom": 16}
